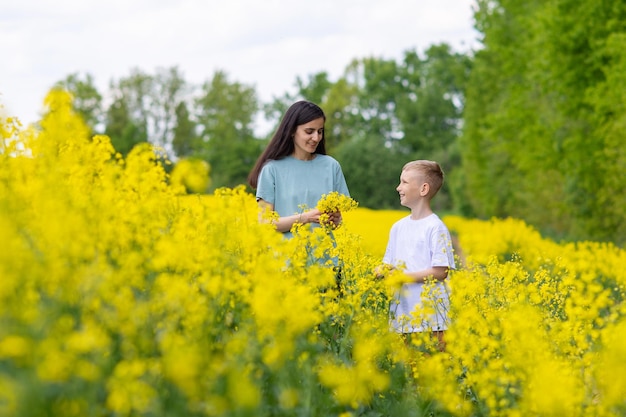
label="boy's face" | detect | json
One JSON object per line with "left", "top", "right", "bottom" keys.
{"left": 396, "top": 169, "right": 427, "bottom": 208}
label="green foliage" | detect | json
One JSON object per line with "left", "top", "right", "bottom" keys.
{"left": 345, "top": 56, "right": 404, "bottom": 145}
{"left": 52, "top": 44, "right": 468, "bottom": 207}
{"left": 334, "top": 136, "right": 407, "bottom": 209}
{"left": 586, "top": 32, "right": 626, "bottom": 241}
{"left": 320, "top": 78, "right": 361, "bottom": 153}
{"left": 49, "top": 14, "right": 626, "bottom": 245}
{"left": 6, "top": 100, "right": 626, "bottom": 415}
{"left": 295, "top": 71, "right": 333, "bottom": 106}
{"left": 459, "top": 0, "right": 626, "bottom": 244}
{"left": 194, "top": 71, "right": 262, "bottom": 189}
{"left": 104, "top": 97, "right": 147, "bottom": 156}
{"left": 341, "top": 48, "right": 468, "bottom": 212}
{"left": 171, "top": 101, "right": 197, "bottom": 157}
{"left": 53, "top": 73, "right": 103, "bottom": 134}
{"left": 396, "top": 45, "right": 471, "bottom": 156}
{"left": 101, "top": 66, "right": 187, "bottom": 158}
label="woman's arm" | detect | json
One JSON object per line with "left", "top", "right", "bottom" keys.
{"left": 257, "top": 199, "right": 322, "bottom": 233}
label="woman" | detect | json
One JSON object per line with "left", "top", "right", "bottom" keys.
{"left": 247, "top": 100, "right": 350, "bottom": 238}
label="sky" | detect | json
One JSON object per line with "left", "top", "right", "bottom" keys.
{"left": 1, "top": 0, "right": 480, "bottom": 130}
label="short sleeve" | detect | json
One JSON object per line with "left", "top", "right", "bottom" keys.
{"left": 382, "top": 223, "right": 397, "bottom": 265}
{"left": 334, "top": 161, "right": 350, "bottom": 197}
{"left": 256, "top": 163, "right": 276, "bottom": 205}
{"left": 430, "top": 223, "right": 456, "bottom": 269}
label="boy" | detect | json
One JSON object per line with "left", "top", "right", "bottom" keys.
{"left": 380, "top": 160, "right": 455, "bottom": 348}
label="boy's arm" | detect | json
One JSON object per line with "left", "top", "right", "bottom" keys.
{"left": 404, "top": 266, "right": 449, "bottom": 284}
{"left": 258, "top": 198, "right": 322, "bottom": 232}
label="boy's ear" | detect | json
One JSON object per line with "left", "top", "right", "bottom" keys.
{"left": 420, "top": 182, "right": 430, "bottom": 196}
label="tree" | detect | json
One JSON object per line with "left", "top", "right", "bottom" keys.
{"left": 264, "top": 71, "right": 360, "bottom": 152}
{"left": 194, "top": 71, "right": 261, "bottom": 189}
{"left": 296, "top": 72, "right": 360, "bottom": 152}
{"left": 334, "top": 135, "right": 406, "bottom": 209}
{"left": 149, "top": 66, "right": 189, "bottom": 152}
{"left": 334, "top": 49, "right": 469, "bottom": 211}
{"left": 104, "top": 69, "right": 152, "bottom": 156}
{"left": 587, "top": 32, "right": 626, "bottom": 242}
{"left": 172, "top": 101, "right": 197, "bottom": 158}
{"left": 395, "top": 45, "right": 472, "bottom": 213}
{"left": 103, "top": 66, "right": 190, "bottom": 158}
{"left": 53, "top": 72, "right": 103, "bottom": 134}
{"left": 459, "top": 0, "right": 626, "bottom": 243}
{"left": 344, "top": 56, "right": 404, "bottom": 147}
{"left": 396, "top": 45, "right": 471, "bottom": 157}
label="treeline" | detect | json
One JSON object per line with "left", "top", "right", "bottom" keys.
{"left": 51, "top": 44, "right": 470, "bottom": 214}
{"left": 459, "top": 0, "right": 626, "bottom": 245}
{"left": 46, "top": 0, "right": 626, "bottom": 245}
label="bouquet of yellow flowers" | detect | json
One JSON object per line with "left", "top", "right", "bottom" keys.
{"left": 316, "top": 191, "right": 358, "bottom": 230}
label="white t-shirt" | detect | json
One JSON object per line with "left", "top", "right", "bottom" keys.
{"left": 383, "top": 213, "right": 455, "bottom": 333}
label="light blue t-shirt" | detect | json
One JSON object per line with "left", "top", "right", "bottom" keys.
{"left": 256, "top": 154, "right": 350, "bottom": 238}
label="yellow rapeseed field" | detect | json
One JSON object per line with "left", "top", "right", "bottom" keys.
{"left": 1, "top": 90, "right": 625, "bottom": 417}
{"left": 342, "top": 208, "right": 405, "bottom": 260}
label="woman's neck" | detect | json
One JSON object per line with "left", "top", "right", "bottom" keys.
{"left": 291, "top": 151, "right": 315, "bottom": 161}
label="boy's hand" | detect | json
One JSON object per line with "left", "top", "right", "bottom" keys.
{"left": 326, "top": 211, "right": 342, "bottom": 226}
{"left": 374, "top": 264, "right": 394, "bottom": 279}
{"left": 319, "top": 210, "right": 342, "bottom": 228}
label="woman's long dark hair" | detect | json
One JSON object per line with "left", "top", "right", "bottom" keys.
{"left": 247, "top": 100, "right": 327, "bottom": 189}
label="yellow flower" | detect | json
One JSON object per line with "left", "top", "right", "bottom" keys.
{"left": 169, "top": 157, "right": 211, "bottom": 193}
{"left": 317, "top": 191, "right": 359, "bottom": 230}
{"left": 2, "top": 96, "right": 626, "bottom": 416}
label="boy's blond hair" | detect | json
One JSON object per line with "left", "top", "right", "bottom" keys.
{"left": 402, "top": 160, "right": 444, "bottom": 198}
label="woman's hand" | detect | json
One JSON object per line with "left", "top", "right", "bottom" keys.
{"left": 302, "top": 208, "right": 322, "bottom": 224}
{"left": 326, "top": 211, "right": 342, "bottom": 227}
{"left": 316, "top": 210, "right": 342, "bottom": 228}
{"left": 302, "top": 209, "right": 342, "bottom": 228}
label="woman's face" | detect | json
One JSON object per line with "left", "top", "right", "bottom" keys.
{"left": 292, "top": 117, "right": 324, "bottom": 160}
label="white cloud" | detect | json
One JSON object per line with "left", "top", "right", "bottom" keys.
{"left": 0, "top": 0, "right": 479, "bottom": 126}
